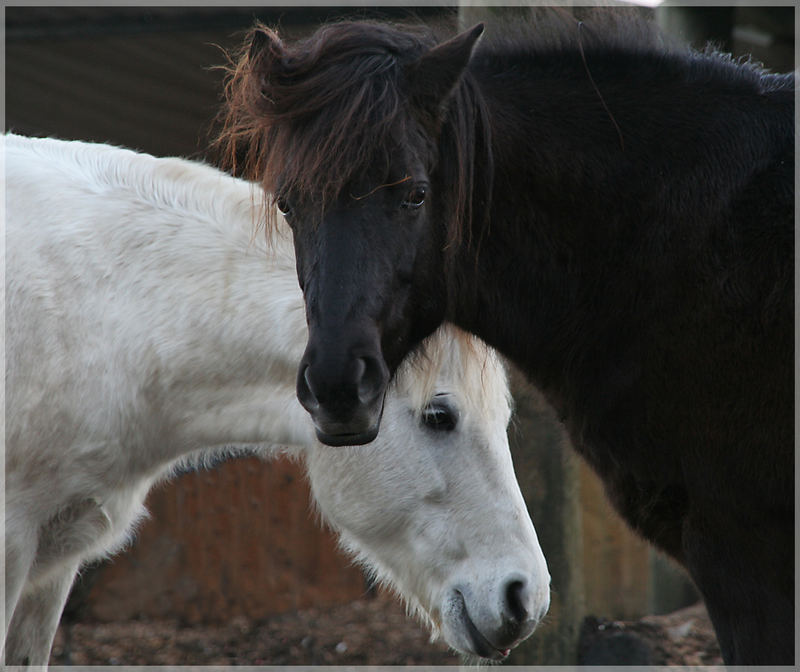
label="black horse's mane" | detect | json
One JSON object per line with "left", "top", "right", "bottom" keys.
{"left": 480, "top": 6, "right": 667, "bottom": 56}
{"left": 214, "top": 7, "right": 783, "bottom": 239}
{"left": 472, "top": 6, "right": 779, "bottom": 82}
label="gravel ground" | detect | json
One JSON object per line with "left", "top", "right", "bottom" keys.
{"left": 49, "top": 593, "right": 721, "bottom": 666}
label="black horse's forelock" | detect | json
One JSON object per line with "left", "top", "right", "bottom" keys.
{"left": 261, "top": 29, "right": 411, "bottom": 198}
{"left": 216, "top": 22, "right": 428, "bottom": 207}
{"left": 215, "top": 19, "right": 494, "bottom": 246}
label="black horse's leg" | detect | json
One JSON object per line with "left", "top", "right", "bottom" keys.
{"left": 683, "top": 512, "right": 794, "bottom": 665}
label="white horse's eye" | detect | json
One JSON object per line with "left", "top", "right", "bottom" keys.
{"left": 422, "top": 399, "right": 458, "bottom": 431}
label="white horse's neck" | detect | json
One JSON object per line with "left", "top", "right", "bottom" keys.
{"left": 6, "top": 135, "right": 315, "bottom": 471}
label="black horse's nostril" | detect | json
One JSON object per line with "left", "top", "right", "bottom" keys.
{"left": 296, "top": 362, "right": 320, "bottom": 413}
{"left": 505, "top": 579, "right": 530, "bottom": 624}
{"left": 357, "top": 355, "right": 389, "bottom": 406}
{"left": 296, "top": 351, "right": 388, "bottom": 421}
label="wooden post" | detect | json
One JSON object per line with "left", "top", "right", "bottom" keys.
{"left": 506, "top": 367, "right": 586, "bottom": 665}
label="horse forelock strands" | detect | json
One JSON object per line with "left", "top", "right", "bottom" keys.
{"left": 215, "top": 21, "right": 436, "bottom": 219}
{"left": 437, "top": 73, "right": 494, "bottom": 257}
{"left": 394, "top": 324, "right": 509, "bottom": 422}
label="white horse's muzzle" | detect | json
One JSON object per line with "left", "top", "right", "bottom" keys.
{"left": 440, "top": 570, "right": 551, "bottom": 660}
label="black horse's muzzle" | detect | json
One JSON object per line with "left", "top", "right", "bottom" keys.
{"left": 296, "top": 334, "right": 389, "bottom": 446}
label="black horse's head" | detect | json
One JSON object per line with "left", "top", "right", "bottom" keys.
{"left": 217, "top": 20, "right": 486, "bottom": 444}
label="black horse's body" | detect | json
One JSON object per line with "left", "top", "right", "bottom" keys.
{"left": 456, "top": 45, "right": 794, "bottom": 665}
{"left": 217, "top": 11, "right": 794, "bottom": 664}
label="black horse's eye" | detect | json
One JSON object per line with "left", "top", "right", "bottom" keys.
{"left": 401, "top": 185, "right": 427, "bottom": 210}
{"left": 276, "top": 196, "right": 292, "bottom": 217}
{"left": 421, "top": 398, "right": 458, "bottom": 432}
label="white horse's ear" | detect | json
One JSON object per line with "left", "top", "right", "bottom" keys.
{"left": 405, "top": 23, "right": 485, "bottom": 124}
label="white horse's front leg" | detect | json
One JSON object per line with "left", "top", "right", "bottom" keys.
{"left": 4, "top": 498, "right": 112, "bottom": 665}
{"left": 3, "top": 522, "right": 38, "bottom": 661}
{"left": 4, "top": 561, "right": 81, "bottom": 666}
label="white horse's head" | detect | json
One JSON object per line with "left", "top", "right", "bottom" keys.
{"left": 304, "top": 325, "right": 550, "bottom": 661}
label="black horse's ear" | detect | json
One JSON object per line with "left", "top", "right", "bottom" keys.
{"left": 248, "top": 25, "right": 286, "bottom": 74}
{"left": 405, "top": 23, "right": 484, "bottom": 125}
{"left": 247, "top": 25, "right": 286, "bottom": 103}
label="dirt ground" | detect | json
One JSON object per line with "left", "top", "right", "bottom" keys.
{"left": 49, "top": 593, "right": 721, "bottom": 666}
{"left": 578, "top": 602, "right": 723, "bottom": 666}
{"left": 49, "top": 592, "right": 458, "bottom": 666}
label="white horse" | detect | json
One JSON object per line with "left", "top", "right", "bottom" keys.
{"left": 3, "top": 134, "right": 550, "bottom": 666}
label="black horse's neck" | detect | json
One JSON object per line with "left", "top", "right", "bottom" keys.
{"left": 440, "top": 30, "right": 794, "bottom": 666}
{"left": 447, "top": 41, "right": 793, "bottom": 418}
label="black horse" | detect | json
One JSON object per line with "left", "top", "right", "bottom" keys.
{"left": 216, "top": 9, "right": 794, "bottom": 665}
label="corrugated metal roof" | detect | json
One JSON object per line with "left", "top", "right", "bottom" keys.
{"left": 6, "top": 6, "right": 261, "bottom": 39}
{"left": 5, "top": 6, "right": 454, "bottom": 158}
{"left": 7, "top": 29, "right": 231, "bottom": 157}
{"left": 5, "top": 6, "right": 453, "bottom": 40}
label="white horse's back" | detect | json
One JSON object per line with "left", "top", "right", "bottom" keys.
{"left": 4, "top": 134, "right": 549, "bottom": 665}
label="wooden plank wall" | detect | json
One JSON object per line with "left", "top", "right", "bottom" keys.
{"left": 79, "top": 456, "right": 367, "bottom": 623}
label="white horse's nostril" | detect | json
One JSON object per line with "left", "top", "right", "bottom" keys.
{"left": 505, "top": 579, "right": 530, "bottom": 624}
{"left": 440, "top": 577, "right": 546, "bottom": 661}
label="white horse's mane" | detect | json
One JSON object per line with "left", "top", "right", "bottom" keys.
{"left": 11, "top": 135, "right": 265, "bottom": 246}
